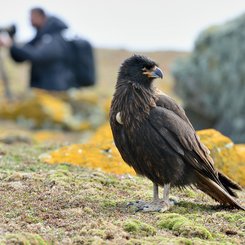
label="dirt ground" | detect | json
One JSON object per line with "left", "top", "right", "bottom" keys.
{"left": 0, "top": 132, "right": 244, "bottom": 245}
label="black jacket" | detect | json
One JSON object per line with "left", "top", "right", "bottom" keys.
{"left": 10, "top": 17, "right": 77, "bottom": 91}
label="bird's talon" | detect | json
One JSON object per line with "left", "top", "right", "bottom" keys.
{"left": 126, "top": 200, "right": 146, "bottom": 210}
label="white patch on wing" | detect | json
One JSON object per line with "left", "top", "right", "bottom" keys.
{"left": 116, "top": 112, "right": 123, "bottom": 125}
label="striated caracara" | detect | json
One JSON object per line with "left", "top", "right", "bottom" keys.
{"left": 110, "top": 55, "right": 244, "bottom": 212}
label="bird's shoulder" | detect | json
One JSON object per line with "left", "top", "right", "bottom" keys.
{"left": 154, "top": 89, "right": 193, "bottom": 128}
{"left": 150, "top": 90, "right": 218, "bottom": 177}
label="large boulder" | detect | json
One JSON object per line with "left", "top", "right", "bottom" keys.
{"left": 172, "top": 14, "right": 245, "bottom": 143}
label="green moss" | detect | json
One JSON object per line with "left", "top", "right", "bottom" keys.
{"left": 216, "top": 212, "right": 245, "bottom": 228}
{"left": 47, "top": 169, "right": 73, "bottom": 185}
{"left": 25, "top": 213, "right": 43, "bottom": 224}
{"left": 3, "top": 233, "right": 47, "bottom": 245}
{"left": 158, "top": 213, "right": 188, "bottom": 229}
{"left": 158, "top": 213, "right": 212, "bottom": 240}
{"left": 184, "top": 189, "right": 197, "bottom": 198}
{"left": 123, "top": 219, "right": 156, "bottom": 236}
{"left": 102, "top": 199, "right": 117, "bottom": 208}
{"left": 216, "top": 212, "right": 243, "bottom": 222}
{"left": 126, "top": 236, "right": 217, "bottom": 245}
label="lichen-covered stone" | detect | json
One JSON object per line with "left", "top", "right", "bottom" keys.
{"left": 42, "top": 124, "right": 244, "bottom": 186}
{"left": 0, "top": 127, "right": 75, "bottom": 144}
{"left": 41, "top": 124, "right": 136, "bottom": 175}
{"left": 197, "top": 129, "right": 245, "bottom": 186}
{"left": 0, "top": 88, "right": 106, "bottom": 131}
{"left": 172, "top": 14, "right": 245, "bottom": 143}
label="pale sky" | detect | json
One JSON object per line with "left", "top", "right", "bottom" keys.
{"left": 1, "top": 0, "right": 245, "bottom": 51}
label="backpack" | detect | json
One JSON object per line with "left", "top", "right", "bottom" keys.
{"left": 68, "top": 38, "right": 96, "bottom": 87}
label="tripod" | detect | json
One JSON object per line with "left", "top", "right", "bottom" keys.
{"left": 0, "top": 49, "right": 13, "bottom": 100}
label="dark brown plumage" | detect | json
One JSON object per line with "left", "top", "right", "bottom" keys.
{"left": 110, "top": 55, "right": 243, "bottom": 211}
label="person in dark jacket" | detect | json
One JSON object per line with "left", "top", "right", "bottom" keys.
{"left": 1, "top": 8, "right": 77, "bottom": 91}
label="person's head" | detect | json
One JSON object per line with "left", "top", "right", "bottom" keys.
{"left": 30, "top": 7, "right": 47, "bottom": 29}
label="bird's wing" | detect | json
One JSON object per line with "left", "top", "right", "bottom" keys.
{"left": 149, "top": 93, "right": 219, "bottom": 182}
{"left": 110, "top": 120, "right": 136, "bottom": 168}
{"left": 156, "top": 92, "right": 211, "bottom": 158}
{"left": 156, "top": 91, "right": 194, "bottom": 129}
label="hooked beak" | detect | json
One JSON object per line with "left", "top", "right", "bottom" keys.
{"left": 143, "top": 66, "right": 163, "bottom": 79}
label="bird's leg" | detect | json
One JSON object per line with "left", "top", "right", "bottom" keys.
{"left": 127, "top": 182, "right": 159, "bottom": 210}
{"left": 163, "top": 183, "right": 175, "bottom": 206}
{"left": 163, "top": 183, "right": 177, "bottom": 206}
{"left": 127, "top": 183, "right": 175, "bottom": 212}
{"left": 137, "top": 183, "right": 175, "bottom": 212}
{"left": 163, "top": 183, "right": 170, "bottom": 203}
{"left": 138, "top": 183, "right": 173, "bottom": 212}
{"left": 153, "top": 183, "right": 159, "bottom": 201}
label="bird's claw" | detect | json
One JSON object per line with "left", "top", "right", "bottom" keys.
{"left": 139, "top": 201, "right": 171, "bottom": 213}
{"left": 127, "top": 199, "right": 175, "bottom": 213}
{"left": 126, "top": 200, "right": 146, "bottom": 209}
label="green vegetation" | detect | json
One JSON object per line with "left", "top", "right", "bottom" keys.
{"left": 157, "top": 213, "right": 212, "bottom": 239}
{"left": 123, "top": 219, "right": 156, "bottom": 236}
{"left": 0, "top": 140, "right": 244, "bottom": 244}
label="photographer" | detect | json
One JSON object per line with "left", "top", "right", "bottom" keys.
{"left": 0, "top": 7, "right": 77, "bottom": 91}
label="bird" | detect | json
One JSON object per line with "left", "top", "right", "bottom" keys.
{"left": 109, "top": 54, "right": 244, "bottom": 212}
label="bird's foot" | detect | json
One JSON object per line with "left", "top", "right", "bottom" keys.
{"left": 127, "top": 200, "right": 147, "bottom": 211}
{"left": 139, "top": 199, "right": 175, "bottom": 212}
{"left": 127, "top": 199, "right": 175, "bottom": 213}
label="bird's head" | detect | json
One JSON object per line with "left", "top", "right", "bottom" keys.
{"left": 118, "top": 55, "right": 163, "bottom": 87}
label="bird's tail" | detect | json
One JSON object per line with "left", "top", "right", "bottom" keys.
{"left": 195, "top": 172, "right": 244, "bottom": 210}
{"left": 217, "top": 171, "right": 242, "bottom": 197}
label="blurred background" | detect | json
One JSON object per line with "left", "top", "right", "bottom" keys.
{"left": 0, "top": 0, "right": 245, "bottom": 143}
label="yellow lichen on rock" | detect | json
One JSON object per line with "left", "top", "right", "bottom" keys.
{"left": 197, "top": 129, "right": 245, "bottom": 186}
{"left": 35, "top": 90, "right": 73, "bottom": 124}
{"left": 67, "top": 88, "right": 99, "bottom": 105}
{"left": 234, "top": 144, "right": 245, "bottom": 185}
{"left": 0, "top": 127, "right": 75, "bottom": 144}
{"left": 32, "top": 130, "right": 67, "bottom": 143}
{"left": 0, "top": 89, "right": 72, "bottom": 125}
{"left": 103, "top": 98, "right": 112, "bottom": 118}
{"left": 0, "top": 89, "right": 94, "bottom": 131}
{"left": 42, "top": 123, "right": 136, "bottom": 175}
{"left": 42, "top": 126, "right": 244, "bottom": 184}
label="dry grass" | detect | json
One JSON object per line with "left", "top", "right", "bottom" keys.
{"left": 0, "top": 140, "right": 244, "bottom": 244}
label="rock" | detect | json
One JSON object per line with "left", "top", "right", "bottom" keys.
{"left": 0, "top": 88, "right": 106, "bottom": 131}
{"left": 42, "top": 124, "right": 244, "bottom": 186}
{"left": 172, "top": 14, "right": 245, "bottom": 143}
{"left": 41, "top": 124, "right": 136, "bottom": 176}
{"left": 197, "top": 129, "right": 245, "bottom": 186}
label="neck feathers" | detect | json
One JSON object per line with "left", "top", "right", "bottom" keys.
{"left": 111, "top": 81, "right": 156, "bottom": 128}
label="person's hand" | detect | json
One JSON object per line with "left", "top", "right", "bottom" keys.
{"left": 0, "top": 36, "right": 4, "bottom": 47}
{"left": 0, "top": 34, "right": 13, "bottom": 48}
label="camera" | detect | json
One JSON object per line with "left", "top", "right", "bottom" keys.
{"left": 0, "top": 24, "right": 16, "bottom": 38}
